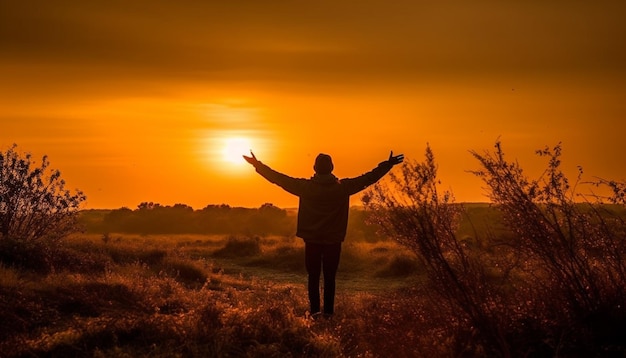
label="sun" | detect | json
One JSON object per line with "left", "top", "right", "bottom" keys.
{"left": 221, "top": 136, "right": 252, "bottom": 165}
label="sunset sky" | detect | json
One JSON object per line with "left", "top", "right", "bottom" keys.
{"left": 2, "top": 1, "right": 625, "bottom": 209}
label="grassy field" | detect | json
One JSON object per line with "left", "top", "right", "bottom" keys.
{"left": 0, "top": 232, "right": 429, "bottom": 357}
{"left": 2, "top": 202, "right": 625, "bottom": 357}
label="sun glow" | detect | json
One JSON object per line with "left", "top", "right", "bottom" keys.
{"left": 221, "top": 136, "right": 252, "bottom": 165}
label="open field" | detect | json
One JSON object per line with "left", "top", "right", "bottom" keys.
{"left": 74, "top": 232, "right": 424, "bottom": 291}
{"left": 1, "top": 202, "right": 625, "bottom": 357}
{"left": 0, "top": 232, "right": 427, "bottom": 357}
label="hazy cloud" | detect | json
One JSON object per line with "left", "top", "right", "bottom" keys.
{"left": 2, "top": 0, "right": 625, "bottom": 89}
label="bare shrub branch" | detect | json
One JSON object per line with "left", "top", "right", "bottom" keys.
{"left": 470, "top": 140, "right": 626, "bottom": 337}
{"left": 363, "top": 144, "right": 511, "bottom": 356}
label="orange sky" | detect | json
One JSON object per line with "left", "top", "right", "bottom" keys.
{"left": 1, "top": 1, "right": 625, "bottom": 209}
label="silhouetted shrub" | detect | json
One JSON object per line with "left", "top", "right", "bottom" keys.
{"left": 364, "top": 141, "right": 626, "bottom": 356}
{"left": 364, "top": 144, "right": 510, "bottom": 356}
{"left": 470, "top": 141, "right": 626, "bottom": 354}
{"left": 0, "top": 144, "right": 85, "bottom": 242}
{"left": 0, "top": 145, "right": 85, "bottom": 273}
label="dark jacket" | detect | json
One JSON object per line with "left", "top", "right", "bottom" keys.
{"left": 252, "top": 160, "right": 394, "bottom": 244}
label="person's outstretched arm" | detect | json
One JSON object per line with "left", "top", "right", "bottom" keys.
{"left": 242, "top": 151, "right": 261, "bottom": 167}
{"left": 243, "top": 151, "right": 307, "bottom": 196}
{"left": 387, "top": 151, "right": 405, "bottom": 166}
{"left": 342, "top": 151, "right": 404, "bottom": 195}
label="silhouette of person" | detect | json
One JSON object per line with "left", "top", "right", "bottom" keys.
{"left": 243, "top": 151, "right": 404, "bottom": 318}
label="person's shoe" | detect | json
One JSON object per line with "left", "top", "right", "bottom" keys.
{"left": 310, "top": 312, "right": 324, "bottom": 320}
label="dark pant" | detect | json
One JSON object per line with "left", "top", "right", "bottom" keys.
{"left": 305, "top": 242, "right": 342, "bottom": 315}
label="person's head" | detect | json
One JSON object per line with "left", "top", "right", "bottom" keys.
{"left": 314, "top": 153, "right": 334, "bottom": 174}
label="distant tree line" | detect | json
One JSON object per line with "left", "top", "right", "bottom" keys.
{"left": 81, "top": 202, "right": 379, "bottom": 239}
{"left": 85, "top": 202, "right": 295, "bottom": 236}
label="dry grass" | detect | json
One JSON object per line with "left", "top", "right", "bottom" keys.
{"left": 1, "top": 233, "right": 427, "bottom": 357}
{"left": 4, "top": 139, "right": 625, "bottom": 357}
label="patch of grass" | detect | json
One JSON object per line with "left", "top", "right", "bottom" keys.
{"left": 154, "top": 258, "right": 208, "bottom": 289}
{"left": 105, "top": 245, "right": 167, "bottom": 266}
{"left": 375, "top": 254, "right": 420, "bottom": 278}
{"left": 0, "top": 237, "right": 110, "bottom": 275}
{"left": 0, "top": 237, "right": 58, "bottom": 274}
{"left": 0, "top": 264, "right": 21, "bottom": 288}
{"left": 212, "top": 235, "right": 261, "bottom": 258}
{"left": 245, "top": 242, "right": 305, "bottom": 273}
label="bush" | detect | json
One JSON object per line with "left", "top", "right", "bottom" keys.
{"left": 364, "top": 141, "right": 626, "bottom": 356}
{"left": 363, "top": 144, "right": 509, "bottom": 356}
{"left": 0, "top": 144, "right": 86, "bottom": 242}
{"left": 470, "top": 141, "right": 626, "bottom": 353}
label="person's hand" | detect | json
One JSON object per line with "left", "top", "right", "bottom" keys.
{"left": 388, "top": 151, "right": 404, "bottom": 166}
{"left": 243, "top": 151, "right": 260, "bottom": 166}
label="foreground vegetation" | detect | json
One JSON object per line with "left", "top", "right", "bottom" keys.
{"left": 2, "top": 142, "right": 625, "bottom": 357}
{"left": 364, "top": 142, "right": 626, "bottom": 357}
{"left": 0, "top": 233, "right": 426, "bottom": 357}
